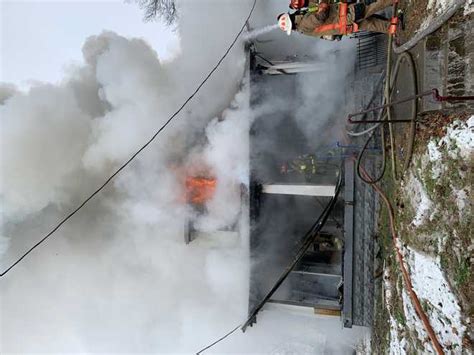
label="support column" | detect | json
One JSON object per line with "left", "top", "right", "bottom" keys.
{"left": 343, "top": 159, "right": 355, "bottom": 328}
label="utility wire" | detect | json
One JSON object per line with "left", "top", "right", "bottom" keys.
{"left": 0, "top": 0, "right": 258, "bottom": 278}
{"left": 241, "top": 167, "right": 344, "bottom": 332}
{"left": 195, "top": 323, "right": 242, "bottom": 354}
{"left": 196, "top": 168, "right": 344, "bottom": 353}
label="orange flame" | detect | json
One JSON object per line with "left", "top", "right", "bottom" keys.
{"left": 185, "top": 177, "right": 216, "bottom": 205}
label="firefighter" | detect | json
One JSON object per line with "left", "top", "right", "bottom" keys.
{"left": 289, "top": 0, "right": 358, "bottom": 10}
{"left": 280, "top": 154, "right": 317, "bottom": 180}
{"left": 289, "top": 0, "right": 320, "bottom": 12}
{"left": 278, "top": 0, "right": 395, "bottom": 38}
{"left": 288, "top": 0, "right": 343, "bottom": 40}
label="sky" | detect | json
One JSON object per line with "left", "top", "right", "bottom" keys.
{"left": 0, "top": 0, "right": 180, "bottom": 88}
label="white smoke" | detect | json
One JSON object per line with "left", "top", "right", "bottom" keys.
{"left": 193, "top": 89, "right": 250, "bottom": 232}
{"left": 294, "top": 44, "right": 356, "bottom": 149}
{"left": 0, "top": 32, "right": 169, "bottom": 221}
{"left": 1, "top": 0, "right": 252, "bottom": 352}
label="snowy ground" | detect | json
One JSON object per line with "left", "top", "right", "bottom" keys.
{"left": 374, "top": 117, "right": 473, "bottom": 354}
{"left": 419, "top": 0, "right": 466, "bottom": 32}
{"left": 399, "top": 0, "right": 471, "bottom": 48}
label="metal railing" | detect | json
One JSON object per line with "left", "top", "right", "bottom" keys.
{"left": 354, "top": 32, "right": 387, "bottom": 71}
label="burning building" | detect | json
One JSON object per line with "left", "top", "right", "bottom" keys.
{"left": 178, "top": 2, "right": 387, "bottom": 347}
{"left": 239, "top": 3, "right": 383, "bottom": 334}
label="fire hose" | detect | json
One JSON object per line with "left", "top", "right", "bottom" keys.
{"left": 346, "top": 1, "right": 450, "bottom": 353}
{"left": 357, "top": 162, "right": 444, "bottom": 355}
{"left": 348, "top": 89, "right": 474, "bottom": 124}
{"left": 348, "top": 2, "right": 474, "bottom": 183}
{"left": 348, "top": 49, "right": 417, "bottom": 184}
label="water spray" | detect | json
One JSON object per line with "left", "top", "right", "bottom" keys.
{"left": 243, "top": 24, "right": 279, "bottom": 40}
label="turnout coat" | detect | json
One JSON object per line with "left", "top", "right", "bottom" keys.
{"left": 294, "top": 0, "right": 393, "bottom": 37}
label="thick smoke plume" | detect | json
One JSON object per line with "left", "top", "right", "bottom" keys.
{"left": 1, "top": 1, "right": 251, "bottom": 352}
{"left": 1, "top": 0, "right": 365, "bottom": 353}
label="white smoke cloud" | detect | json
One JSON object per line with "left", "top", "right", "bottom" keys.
{"left": 1, "top": 0, "right": 252, "bottom": 221}
{"left": 0, "top": 84, "right": 92, "bottom": 219}
{"left": 1, "top": 0, "right": 252, "bottom": 352}
{"left": 81, "top": 32, "right": 177, "bottom": 172}
{"left": 194, "top": 89, "right": 250, "bottom": 232}
{"left": 294, "top": 45, "right": 356, "bottom": 148}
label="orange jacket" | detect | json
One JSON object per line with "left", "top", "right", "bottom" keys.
{"left": 295, "top": 3, "right": 358, "bottom": 37}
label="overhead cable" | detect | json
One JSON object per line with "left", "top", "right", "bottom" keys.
{"left": 195, "top": 324, "right": 242, "bottom": 354}
{"left": 0, "top": 0, "right": 258, "bottom": 278}
{"left": 241, "top": 166, "right": 344, "bottom": 331}
{"left": 196, "top": 166, "right": 343, "bottom": 353}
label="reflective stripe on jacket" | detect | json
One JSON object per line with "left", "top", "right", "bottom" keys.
{"left": 295, "top": 2, "right": 359, "bottom": 37}
{"left": 313, "top": 3, "right": 359, "bottom": 35}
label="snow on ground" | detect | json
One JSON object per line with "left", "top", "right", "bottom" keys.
{"left": 403, "top": 172, "right": 433, "bottom": 227}
{"left": 427, "top": 117, "right": 474, "bottom": 176}
{"left": 384, "top": 116, "right": 472, "bottom": 353}
{"left": 401, "top": 289, "right": 433, "bottom": 353}
{"left": 427, "top": 0, "right": 451, "bottom": 13}
{"left": 427, "top": 141, "right": 443, "bottom": 179}
{"left": 384, "top": 268, "right": 408, "bottom": 355}
{"left": 407, "top": 117, "right": 473, "bottom": 226}
{"left": 465, "top": 0, "right": 474, "bottom": 15}
{"left": 436, "top": 231, "right": 449, "bottom": 256}
{"left": 425, "top": 117, "right": 473, "bottom": 220}
{"left": 438, "top": 117, "right": 474, "bottom": 160}
{"left": 386, "top": 248, "right": 466, "bottom": 353}
{"left": 406, "top": 249, "right": 466, "bottom": 350}
{"left": 454, "top": 188, "right": 469, "bottom": 218}
{"left": 420, "top": 0, "right": 466, "bottom": 32}
{"left": 389, "top": 315, "right": 408, "bottom": 355}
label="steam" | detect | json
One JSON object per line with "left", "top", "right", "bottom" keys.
{"left": 294, "top": 46, "right": 355, "bottom": 149}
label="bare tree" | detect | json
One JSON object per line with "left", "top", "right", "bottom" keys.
{"left": 133, "top": 0, "right": 177, "bottom": 25}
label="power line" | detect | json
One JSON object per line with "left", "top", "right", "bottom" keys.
{"left": 241, "top": 167, "right": 344, "bottom": 332}
{"left": 196, "top": 323, "right": 242, "bottom": 354}
{"left": 0, "top": 0, "right": 258, "bottom": 278}
{"left": 196, "top": 168, "right": 343, "bottom": 353}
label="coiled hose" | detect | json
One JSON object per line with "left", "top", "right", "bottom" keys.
{"left": 348, "top": 2, "right": 446, "bottom": 353}
{"left": 353, "top": 50, "right": 417, "bottom": 184}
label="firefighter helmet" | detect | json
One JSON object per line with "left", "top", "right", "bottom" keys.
{"left": 278, "top": 13, "right": 292, "bottom": 35}
{"left": 289, "top": 0, "right": 306, "bottom": 9}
